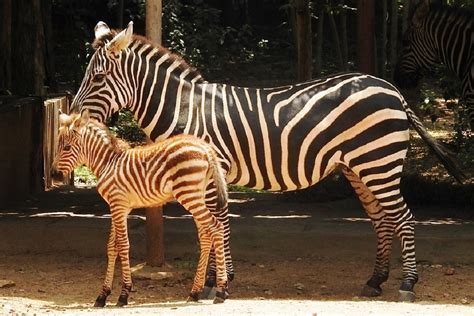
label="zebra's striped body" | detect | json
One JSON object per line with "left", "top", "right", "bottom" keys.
{"left": 52, "top": 112, "right": 229, "bottom": 306}
{"left": 73, "top": 21, "right": 465, "bottom": 301}
{"left": 394, "top": 1, "right": 473, "bottom": 126}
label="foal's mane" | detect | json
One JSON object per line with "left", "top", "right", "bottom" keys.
{"left": 92, "top": 29, "right": 205, "bottom": 83}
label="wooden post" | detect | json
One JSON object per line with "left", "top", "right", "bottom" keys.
{"left": 357, "top": 0, "right": 376, "bottom": 75}
{"left": 295, "top": 0, "right": 312, "bottom": 81}
{"left": 145, "top": 0, "right": 163, "bottom": 267}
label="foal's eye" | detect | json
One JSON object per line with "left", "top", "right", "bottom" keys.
{"left": 64, "top": 144, "right": 71, "bottom": 151}
{"left": 92, "top": 73, "right": 106, "bottom": 83}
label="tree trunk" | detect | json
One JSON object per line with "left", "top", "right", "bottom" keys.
{"left": 117, "top": 0, "right": 124, "bottom": 28}
{"left": 389, "top": 0, "right": 398, "bottom": 74}
{"left": 295, "top": 0, "right": 312, "bottom": 81}
{"left": 314, "top": 3, "right": 325, "bottom": 76}
{"left": 146, "top": 0, "right": 162, "bottom": 45}
{"left": 145, "top": 0, "right": 164, "bottom": 267}
{"left": 380, "top": 0, "right": 388, "bottom": 78}
{"left": 0, "top": 0, "right": 12, "bottom": 94}
{"left": 11, "top": 0, "right": 46, "bottom": 95}
{"left": 42, "top": 0, "right": 57, "bottom": 93}
{"left": 328, "top": 8, "right": 344, "bottom": 71}
{"left": 402, "top": 0, "right": 413, "bottom": 34}
{"left": 340, "top": 2, "right": 348, "bottom": 70}
{"left": 356, "top": 0, "right": 376, "bottom": 74}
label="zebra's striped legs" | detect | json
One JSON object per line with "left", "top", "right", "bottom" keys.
{"left": 342, "top": 167, "right": 393, "bottom": 296}
{"left": 188, "top": 227, "right": 212, "bottom": 302}
{"left": 203, "top": 184, "right": 234, "bottom": 291}
{"left": 343, "top": 167, "right": 418, "bottom": 301}
{"left": 94, "top": 221, "right": 118, "bottom": 307}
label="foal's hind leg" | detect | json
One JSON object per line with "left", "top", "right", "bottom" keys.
{"left": 342, "top": 167, "right": 394, "bottom": 297}
{"left": 187, "top": 226, "right": 212, "bottom": 302}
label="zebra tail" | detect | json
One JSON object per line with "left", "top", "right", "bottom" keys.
{"left": 208, "top": 149, "right": 228, "bottom": 212}
{"left": 403, "top": 101, "right": 467, "bottom": 184}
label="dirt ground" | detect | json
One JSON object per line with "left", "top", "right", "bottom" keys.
{"left": 0, "top": 188, "right": 473, "bottom": 315}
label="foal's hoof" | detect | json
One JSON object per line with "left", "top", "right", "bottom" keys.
{"left": 399, "top": 290, "right": 416, "bottom": 302}
{"left": 200, "top": 286, "right": 216, "bottom": 299}
{"left": 94, "top": 295, "right": 107, "bottom": 308}
{"left": 116, "top": 295, "right": 128, "bottom": 307}
{"left": 187, "top": 291, "right": 200, "bottom": 302}
{"left": 361, "top": 284, "right": 382, "bottom": 297}
{"left": 213, "top": 290, "right": 228, "bottom": 304}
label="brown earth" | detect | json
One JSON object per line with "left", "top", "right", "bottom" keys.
{"left": 0, "top": 189, "right": 473, "bottom": 315}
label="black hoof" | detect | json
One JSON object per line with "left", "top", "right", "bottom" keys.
{"left": 399, "top": 290, "right": 416, "bottom": 302}
{"left": 200, "top": 286, "right": 216, "bottom": 299}
{"left": 187, "top": 291, "right": 200, "bottom": 302}
{"left": 94, "top": 295, "right": 107, "bottom": 308}
{"left": 213, "top": 290, "right": 228, "bottom": 304}
{"left": 361, "top": 284, "right": 382, "bottom": 297}
{"left": 116, "top": 295, "right": 128, "bottom": 307}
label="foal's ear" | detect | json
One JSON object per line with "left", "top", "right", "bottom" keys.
{"left": 412, "top": 0, "right": 430, "bottom": 27}
{"left": 72, "top": 110, "right": 90, "bottom": 129}
{"left": 59, "top": 113, "right": 71, "bottom": 126}
{"left": 106, "top": 21, "right": 133, "bottom": 55}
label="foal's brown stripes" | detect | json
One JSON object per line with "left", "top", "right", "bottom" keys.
{"left": 52, "top": 112, "right": 229, "bottom": 306}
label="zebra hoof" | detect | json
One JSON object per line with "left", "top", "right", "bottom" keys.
{"left": 213, "top": 290, "right": 228, "bottom": 304}
{"left": 361, "top": 284, "right": 382, "bottom": 297}
{"left": 399, "top": 290, "right": 416, "bottom": 302}
{"left": 94, "top": 295, "right": 107, "bottom": 308}
{"left": 116, "top": 295, "right": 128, "bottom": 307}
{"left": 200, "top": 286, "right": 216, "bottom": 299}
{"left": 187, "top": 291, "right": 200, "bottom": 302}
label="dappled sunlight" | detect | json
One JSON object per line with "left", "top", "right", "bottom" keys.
{"left": 328, "top": 217, "right": 471, "bottom": 225}
{"left": 253, "top": 214, "right": 312, "bottom": 219}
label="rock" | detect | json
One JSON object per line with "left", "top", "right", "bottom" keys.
{"left": 131, "top": 263, "right": 174, "bottom": 281}
{"left": 294, "top": 283, "right": 305, "bottom": 291}
{"left": 461, "top": 298, "right": 469, "bottom": 304}
{"left": 444, "top": 267, "right": 455, "bottom": 276}
{"left": 431, "top": 264, "right": 443, "bottom": 269}
{"left": 264, "top": 289, "right": 273, "bottom": 295}
{"left": 296, "top": 257, "right": 302, "bottom": 261}
{"left": 258, "top": 264, "right": 265, "bottom": 268}
{"left": 0, "top": 280, "right": 15, "bottom": 288}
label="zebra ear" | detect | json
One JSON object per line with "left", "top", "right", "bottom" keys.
{"left": 59, "top": 113, "right": 71, "bottom": 126}
{"left": 412, "top": 0, "right": 430, "bottom": 27}
{"left": 95, "top": 21, "right": 111, "bottom": 41}
{"left": 106, "top": 21, "right": 133, "bottom": 55}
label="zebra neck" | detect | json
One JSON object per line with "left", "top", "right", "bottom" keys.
{"left": 81, "top": 127, "right": 121, "bottom": 178}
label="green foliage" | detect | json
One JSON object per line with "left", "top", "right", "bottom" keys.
{"left": 74, "top": 165, "right": 97, "bottom": 186}
{"left": 107, "top": 110, "right": 147, "bottom": 145}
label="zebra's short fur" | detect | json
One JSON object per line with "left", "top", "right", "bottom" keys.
{"left": 394, "top": 0, "right": 473, "bottom": 126}
{"left": 52, "top": 111, "right": 229, "bottom": 306}
{"left": 72, "top": 21, "right": 466, "bottom": 301}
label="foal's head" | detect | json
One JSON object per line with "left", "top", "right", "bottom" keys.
{"left": 51, "top": 111, "right": 90, "bottom": 178}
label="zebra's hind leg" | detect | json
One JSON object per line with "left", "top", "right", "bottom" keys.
{"left": 94, "top": 221, "right": 118, "bottom": 307}
{"left": 187, "top": 226, "right": 212, "bottom": 302}
{"left": 208, "top": 219, "right": 228, "bottom": 304}
{"left": 342, "top": 167, "right": 393, "bottom": 297}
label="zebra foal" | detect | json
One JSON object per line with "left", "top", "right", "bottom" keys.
{"left": 51, "top": 111, "right": 229, "bottom": 306}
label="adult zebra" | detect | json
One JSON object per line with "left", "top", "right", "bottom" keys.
{"left": 73, "top": 21, "right": 465, "bottom": 301}
{"left": 394, "top": 0, "right": 473, "bottom": 127}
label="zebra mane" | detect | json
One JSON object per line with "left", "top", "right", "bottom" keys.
{"left": 92, "top": 30, "right": 205, "bottom": 83}
{"left": 88, "top": 119, "right": 128, "bottom": 154}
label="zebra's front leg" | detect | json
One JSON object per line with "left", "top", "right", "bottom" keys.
{"left": 111, "top": 209, "right": 133, "bottom": 307}
{"left": 94, "top": 221, "right": 118, "bottom": 307}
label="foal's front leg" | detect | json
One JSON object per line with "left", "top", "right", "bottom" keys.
{"left": 112, "top": 210, "right": 133, "bottom": 306}
{"left": 94, "top": 221, "right": 118, "bottom": 307}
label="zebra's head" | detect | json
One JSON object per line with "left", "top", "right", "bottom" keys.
{"left": 51, "top": 111, "right": 90, "bottom": 179}
{"left": 394, "top": 0, "right": 438, "bottom": 89}
{"left": 71, "top": 21, "right": 134, "bottom": 122}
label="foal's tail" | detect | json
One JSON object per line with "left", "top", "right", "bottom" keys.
{"left": 207, "top": 147, "right": 228, "bottom": 212}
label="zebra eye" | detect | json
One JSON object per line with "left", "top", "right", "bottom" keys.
{"left": 64, "top": 144, "right": 71, "bottom": 151}
{"left": 92, "top": 73, "right": 106, "bottom": 83}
